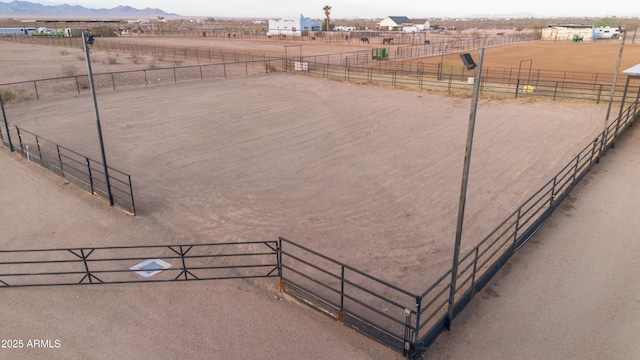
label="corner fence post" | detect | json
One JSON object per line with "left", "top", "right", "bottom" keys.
{"left": 278, "top": 237, "right": 285, "bottom": 292}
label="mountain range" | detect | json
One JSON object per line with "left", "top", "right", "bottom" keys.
{"left": 0, "top": 0, "right": 178, "bottom": 18}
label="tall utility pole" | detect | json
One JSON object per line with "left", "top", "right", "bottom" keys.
{"left": 82, "top": 32, "right": 113, "bottom": 206}
{"left": 447, "top": 48, "right": 485, "bottom": 328}
{"left": 605, "top": 26, "right": 627, "bottom": 123}
{"left": 0, "top": 92, "right": 13, "bottom": 151}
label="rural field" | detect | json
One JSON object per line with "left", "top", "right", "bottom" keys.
{"left": 0, "top": 36, "right": 636, "bottom": 358}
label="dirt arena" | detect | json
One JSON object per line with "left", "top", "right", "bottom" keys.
{"left": 0, "top": 38, "right": 634, "bottom": 358}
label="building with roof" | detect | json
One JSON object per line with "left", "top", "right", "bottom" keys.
{"left": 267, "top": 14, "right": 321, "bottom": 37}
{"left": 377, "top": 16, "right": 430, "bottom": 31}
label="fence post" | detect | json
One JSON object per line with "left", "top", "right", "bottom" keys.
{"left": 35, "top": 135, "right": 43, "bottom": 165}
{"left": 111, "top": 73, "right": 115, "bottom": 91}
{"left": 571, "top": 156, "right": 579, "bottom": 188}
{"left": 34, "top": 80, "right": 39, "bottom": 100}
{"left": 76, "top": 76, "right": 81, "bottom": 94}
{"left": 127, "top": 175, "right": 136, "bottom": 215}
{"left": 513, "top": 208, "right": 521, "bottom": 248}
{"left": 16, "top": 126, "right": 23, "bottom": 156}
{"left": 471, "top": 248, "right": 479, "bottom": 298}
{"left": 413, "top": 296, "right": 422, "bottom": 353}
{"left": 0, "top": 93, "right": 12, "bottom": 152}
{"left": 402, "top": 308, "right": 414, "bottom": 357}
{"left": 338, "top": 265, "right": 345, "bottom": 323}
{"left": 86, "top": 157, "right": 94, "bottom": 194}
{"left": 590, "top": 137, "right": 599, "bottom": 166}
{"left": 277, "top": 237, "right": 284, "bottom": 292}
{"left": 56, "top": 144, "right": 64, "bottom": 177}
{"left": 515, "top": 79, "right": 520, "bottom": 99}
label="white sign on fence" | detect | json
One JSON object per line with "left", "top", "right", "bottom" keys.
{"left": 294, "top": 61, "right": 309, "bottom": 71}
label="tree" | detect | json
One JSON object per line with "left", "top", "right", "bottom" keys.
{"left": 323, "top": 5, "right": 331, "bottom": 31}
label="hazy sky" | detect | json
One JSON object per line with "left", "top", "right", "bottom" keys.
{"left": 36, "top": 0, "right": 636, "bottom": 19}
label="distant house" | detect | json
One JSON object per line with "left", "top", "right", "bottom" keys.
{"left": 267, "top": 14, "right": 321, "bottom": 36}
{"left": 377, "top": 16, "right": 430, "bottom": 31}
{"left": 377, "top": 16, "right": 410, "bottom": 31}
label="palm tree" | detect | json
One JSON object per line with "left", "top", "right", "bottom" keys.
{"left": 323, "top": 5, "right": 332, "bottom": 32}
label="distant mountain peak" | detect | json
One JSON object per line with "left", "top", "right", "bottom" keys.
{"left": 0, "top": 0, "right": 179, "bottom": 18}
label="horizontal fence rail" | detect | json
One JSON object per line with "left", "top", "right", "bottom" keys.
{"left": 416, "top": 96, "right": 639, "bottom": 355}
{"left": 278, "top": 237, "right": 421, "bottom": 355}
{"left": 276, "top": 96, "right": 639, "bottom": 358}
{"left": 285, "top": 60, "right": 637, "bottom": 105}
{"left": 0, "top": 59, "right": 285, "bottom": 103}
{"left": 0, "top": 241, "right": 279, "bottom": 287}
{"left": 0, "top": 97, "right": 637, "bottom": 358}
{"left": 0, "top": 123, "right": 136, "bottom": 215}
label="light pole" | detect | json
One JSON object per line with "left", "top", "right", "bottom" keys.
{"left": 0, "top": 92, "right": 12, "bottom": 152}
{"left": 82, "top": 32, "right": 113, "bottom": 206}
{"left": 447, "top": 48, "right": 485, "bottom": 329}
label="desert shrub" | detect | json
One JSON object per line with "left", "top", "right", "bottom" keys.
{"left": 1, "top": 88, "right": 26, "bottom": 103}
{"left": 106, "top": 56, "right": 118, "bottom": 65}
{"left": 265, "top": 63, "right": 277, "bottom": 73}
{"left": 61, "top": 64, "right": 79, "bottom": 77}
{"left": 131, "top": 54, "right": 142, "bottom": 64}
{"left": 60, "top": 50, "right": 69, "bottom": 55}
{"left": 1, "top": 88, "right": 16, "bottom": 102}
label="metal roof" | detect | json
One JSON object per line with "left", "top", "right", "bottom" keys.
{"left": 623, "top": 64, "right": 640, "bottom": 77}
{"left": 387, "top": 16, "right": 410, "bottom": 25}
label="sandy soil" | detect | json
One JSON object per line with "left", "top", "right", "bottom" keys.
{"left": 427, "top": 123, "right": 640, "bottom": 359}
{"left": 0, "top": 38, "right": 633, "bottom": 358}
{"left": 1, "top": 72, "right": 608, "bottom": 293}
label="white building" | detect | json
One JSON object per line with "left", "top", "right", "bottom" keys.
{"left": 267, "top": 14, "right": 321, "bottom": 36}
{"left": 377, "top": 16, "right": 430, "bottom": 31}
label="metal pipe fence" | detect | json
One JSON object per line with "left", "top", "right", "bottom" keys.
{"left": 3, "top": 33, "right": 640, "bottom": 358}
{"left": 0, "top": 59, "right": 285, "bottom": 103}
{"left": 285, "top": 60, "right": 637, "bottom": 104}
{"left": 0, "top": 96, "right": 637, "bottom": 357}
{"left": 0, "top": 241, "right": 279, "bottom": 287}
{"left": 277, "top": 96, "right": 639, "bottom": 358}
{"left": 0, "top": 124, "right": 136, "bottom": 215}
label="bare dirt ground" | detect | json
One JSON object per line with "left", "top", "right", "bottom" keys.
{"left": 0, "top": 38, "right": 635, "bottom": 358}
{"left": 427, "top": 124, "right": 640, "bottom": 360}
